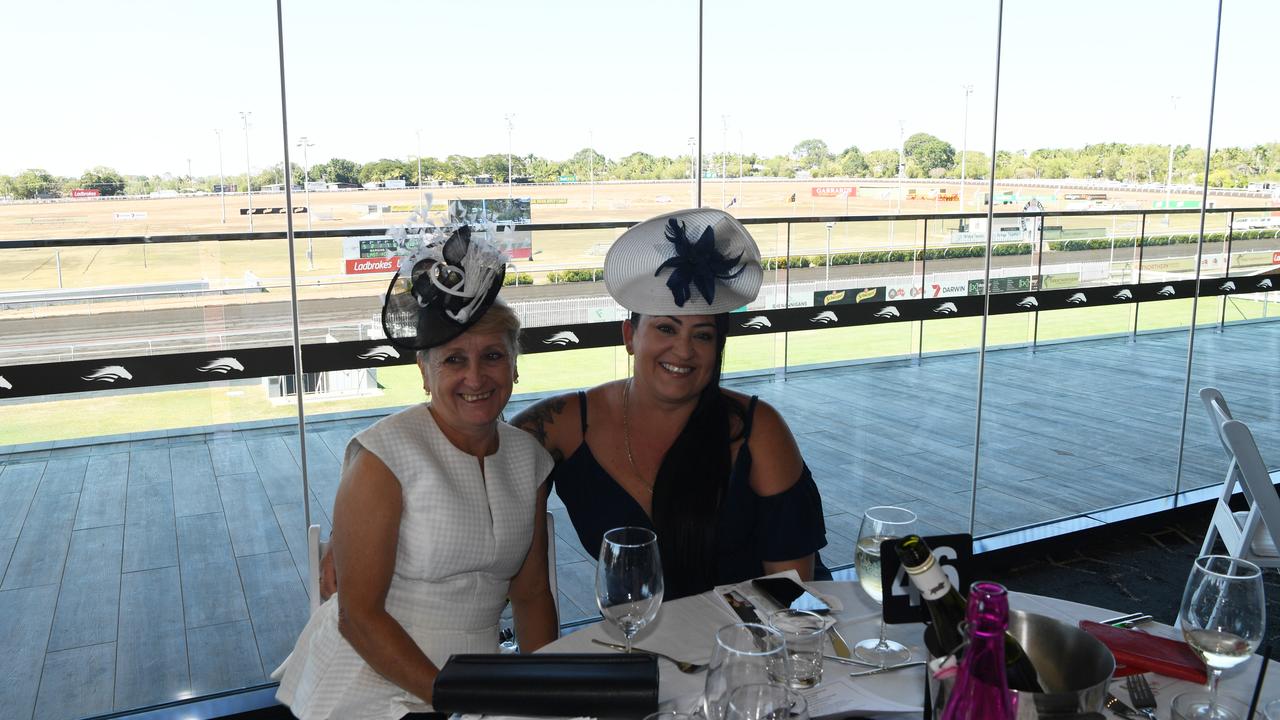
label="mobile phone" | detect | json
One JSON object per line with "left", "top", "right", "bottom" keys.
{"left": 751, "top": 577, "right": 831, "bottom": 615}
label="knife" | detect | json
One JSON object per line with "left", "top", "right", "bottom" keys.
{"left": 724, "top": 590, "right": 765, "bottom": 625}
{"left": 828, "top": 624, "right": 852, "bottom": 658}
{"left": 1104, "top": 693, "right": 1139, "bottom": 718}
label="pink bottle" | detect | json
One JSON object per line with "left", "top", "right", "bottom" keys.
{"left": 940, "top": 582, "right": 1017, "bottom": 720}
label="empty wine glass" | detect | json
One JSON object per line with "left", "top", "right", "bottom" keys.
{"left": 596, "top": 526, "right": 664, "bottom": 653}
{"left": 1174, "top": 554, "right": 1265, "bottom": 720}
{"left": 853, "top": 505, "right": 917, "bottom": 666}
{"left": 703, "top": 624, "right": 787, "bottom": 720}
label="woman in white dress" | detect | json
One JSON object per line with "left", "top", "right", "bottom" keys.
{"left": 273, "top": 226, "right": 557, "bottom": 719}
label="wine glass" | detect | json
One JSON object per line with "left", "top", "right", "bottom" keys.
{"left": 1175, "top": 554, "right": 1265, "bottom": 720}
{"left": 595, "top": 526, "right": 664, "bottom": 653}
{"left": 725, "top": 683, "right": 810, "bottom": 720}
{"left": 703, "top": 624, "right": 787, "bottom": 720}
{"left": 853, "top": 505, "right": 918, "bottom": 666}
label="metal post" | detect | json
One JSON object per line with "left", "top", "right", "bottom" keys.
{"left": 1220, "top": 211, "right": 1233, "bottom": 330}
{"left": 216, "top": 129, "right": 226, "bottom": 224}
{"left": 1132, "top": 213, "right": 1146, "bottom": 341}
{"left": 416, "top": 129, "right": 423, "bottom": 190}
{"left": 696, "top": 0, "right": 703, "bottom": 208}
{"left": 1031, "top": 208, "right": 1044, "bottom": 351}
{"left": 55, "top": 250, "right": 63, "bottom": 288}
{"left": 960, "top": 85, "right": 973, "bottom": 215}
{"left": 1173, "top": 0, "right": 1225, "bottom": 504}
{"left": 273, "top": 0, "right": 312, "bottom": 532}
{"left": 589, "top": 130, "right": 595, "bottom": 211}
{"left": 240, "top": 111, "right": 253, "bottom": 231}
{"left": 918, "top": 218, "right": 928, "bottom": 361}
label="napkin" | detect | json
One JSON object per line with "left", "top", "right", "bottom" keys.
{"left": 432, "top": 653, "right": 658, "bottom": 719}
{"left": 1079, "top": 621, "right": 1208, "bottom": 684}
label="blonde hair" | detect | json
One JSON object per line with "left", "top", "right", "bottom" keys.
{"left": 417, "top": 299, "right": 521, "bottom": 362}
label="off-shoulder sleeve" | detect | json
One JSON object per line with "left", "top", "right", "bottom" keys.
{"left": 754, "top": 463, "right": 827, "bottom": 562}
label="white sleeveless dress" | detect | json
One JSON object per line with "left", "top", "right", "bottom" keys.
{"left": 273, "top": 404, "right": 554, "bottom": 720}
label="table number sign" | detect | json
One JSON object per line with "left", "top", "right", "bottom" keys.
{"left": 879, "top": 533, "right": 973, "bottom": 624}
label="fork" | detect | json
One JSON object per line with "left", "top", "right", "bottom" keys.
{"left": 590, "top": 638, "right": 707, "bottom": 673}
{"left": 1125, "top": 674, "right": 1158, "bottom": 720}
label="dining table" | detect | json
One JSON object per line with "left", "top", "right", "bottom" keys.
{"left": 538, "top": 576, "right": 1280, "bottom": 719}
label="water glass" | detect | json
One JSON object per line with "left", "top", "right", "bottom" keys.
{"left": 702, "top": 623, "right": 787, "bottom": 720}
{"left": 726, "top": 683, "right": 810, "bottom": 720}
{"left": 596, "top": 526, "right": 664, "bottom": 653}
{"left": 767, "top": 609, "right": 832, "bottom": 689}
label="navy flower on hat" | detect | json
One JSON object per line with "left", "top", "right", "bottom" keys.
{"left": 655, "top": 218, "right": 746, "bottom": 307}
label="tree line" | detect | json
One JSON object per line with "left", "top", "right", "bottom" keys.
{"left": 4, "top": 134, "right": 1279, "bottom": 200}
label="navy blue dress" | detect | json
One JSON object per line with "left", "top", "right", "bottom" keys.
{"left": 548, "top": 392, "right": 829, "bottom": 600}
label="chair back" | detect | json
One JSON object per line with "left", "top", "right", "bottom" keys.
{"left": 307, "top": 524, "right": 330, "bottom": 613}
{"left": 547, "top": 510, "right": 559, "bottom": 621}
{"left": 1221, "top": 419, "right": 1280, "bottom": 565}
{"left": 1199, "top": 387, "right": 1235, "bottom": 461}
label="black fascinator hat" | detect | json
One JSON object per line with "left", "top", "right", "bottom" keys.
{"left": 381, "top": 224, "right": 507, "bottom": 351}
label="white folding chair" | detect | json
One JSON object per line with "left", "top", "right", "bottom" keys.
{"left": 307, "top": 523, "right": 330, "bottom": 613}
{"left": 1198, "top": 389, "right": 1280, "bottom": 567}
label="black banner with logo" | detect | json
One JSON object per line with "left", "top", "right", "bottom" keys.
{"left": 0, "top": 272, "right": 1274, "bottom": 399}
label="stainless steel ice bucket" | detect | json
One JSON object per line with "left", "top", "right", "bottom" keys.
{"left": 928, "top": 610, "right": 1115, "bottom": 719}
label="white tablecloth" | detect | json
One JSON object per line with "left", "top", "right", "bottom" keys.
{"left": 540, "top": 580, "right": 1280, "bottom": 719}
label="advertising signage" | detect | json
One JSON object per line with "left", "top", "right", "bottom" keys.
{"left": 811, "top": 186, "right": 856, "bottom": 198}
{"left": 814, "top": 286, "right": 886, "bottom": 306}
{"left": 449, "top": 198, "right": 534, "bottom": 260}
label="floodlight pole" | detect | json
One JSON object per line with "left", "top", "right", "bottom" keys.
{"left": 960, "top": 84, "right": 973, "bottom": 215}
{"left": 504, "top": 113, "right": 514, "bottom": 199}
{"left": 297, "top": 136, "right": 315, "bottom": 263}
{"left": 588, "top": 130, "right": 595, "bottom": 210}
{"left": 240, "top": 111, "right": 253, "bottom": 231}
{"left": 825, "top": 222, "right": 834, "bottom": 284}
{"left": 215, "top": 129, "right": 226, "bottom": 223}
{"left": 416, "top": 128, "right": 423, "bottom": 189}
{"left": 721, "top": 115, "right": 728, "bottom": 208}
{"left": 1164, "top": 96, "right": 1180, "bottom": 224}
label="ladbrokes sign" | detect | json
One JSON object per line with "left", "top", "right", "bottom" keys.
{"left": 345, "top": 256, "right": 405, "bottom": 274}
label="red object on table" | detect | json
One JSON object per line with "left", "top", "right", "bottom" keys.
{"left": 1079, "top": 620, "right": 1209, "bottom": 684}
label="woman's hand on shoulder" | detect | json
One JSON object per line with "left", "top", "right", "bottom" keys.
{"left": 510, "top": 391, "right": 581, "bottom": 463}
{"left": 743, "top": 398, "right": 806, "bottom": 497}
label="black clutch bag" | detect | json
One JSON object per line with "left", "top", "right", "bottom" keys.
{"left": 432, "top": 653, "right": 659, "bottom": 718}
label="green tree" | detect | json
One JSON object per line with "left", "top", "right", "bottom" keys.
{"left": 13, "top": 168, "right": 58, "bottom": 198}
{"left": 864, "top": 149, "right": 900, "bottom": 178}
{"left": 359, "top": 159, "right": 410, "bottom": 184}
{"left": 835, "top": 146, "right": 868, "bottom": 177}
{"left": 904, "top": 133, "right": 955, "bottom": 175}
{"left": 0, "top": 175, "right": 15, "bottom": 198}
{"left": 791, "top": 139, "right": 831, "bottom": 170}
{"left": 77, "top": 166, "right": 126, "bottom": 195}
{"left": 314, "top": 157, "right": 360, "bottom": 184}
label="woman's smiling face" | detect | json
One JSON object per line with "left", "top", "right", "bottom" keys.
{"left": 624, "top": 314, "right": 720, "bottom": 403}
{"left": 420, "top": 329, "right": 515, "bottom": 436}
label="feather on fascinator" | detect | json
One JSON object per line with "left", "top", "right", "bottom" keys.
{"left": 604, "top": 208, "right": 762, "bottom": 315}
{"left": 381, "top": 215, "right": 507, "bottom": 351}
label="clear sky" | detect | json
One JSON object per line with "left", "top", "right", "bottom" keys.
{"left": 1, "top": 0, "right": 1275, "bottom": 177}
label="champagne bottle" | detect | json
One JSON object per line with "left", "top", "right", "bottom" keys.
{"left": 895, "top": 535, "right": 1044, "bottom": 694}
{"left": 940, "top": 582, "right": 1017, "bottom": 720}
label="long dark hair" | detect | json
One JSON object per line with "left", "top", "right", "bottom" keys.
{"left": 633, "top": 312, "right": 746, "bottom": 597}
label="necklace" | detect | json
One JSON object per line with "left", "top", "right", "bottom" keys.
{"left": 621, "top": 379, "right": 654, "bottom": 495}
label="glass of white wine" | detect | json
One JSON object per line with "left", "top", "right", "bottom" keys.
{"left": 596, "top": 526, "right": 664, "bottom": 653}
{"left": 853, "top": 505, "right": 917, "bottom": 666}
{"left": 1174, "top": 554, "right": 1265, "bottom": 720}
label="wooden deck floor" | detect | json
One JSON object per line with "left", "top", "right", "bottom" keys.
{"left": 1, "top": 321, "right": 1277, "bottom": 719}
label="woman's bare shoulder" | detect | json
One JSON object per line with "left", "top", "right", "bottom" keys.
{"left": 509, "top": 390, "right": 587, "bottom": 462}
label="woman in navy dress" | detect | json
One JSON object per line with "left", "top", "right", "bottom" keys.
{"left": 513, "top": 209, "right": 827, "bottom": 600}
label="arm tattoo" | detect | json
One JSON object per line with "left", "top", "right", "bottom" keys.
{"left": 512, "top": 398, "right": 568, "bottom": 463}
